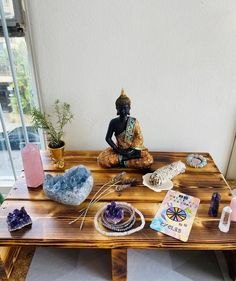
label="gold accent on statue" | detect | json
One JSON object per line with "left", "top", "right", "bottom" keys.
{"left": 115, "top": 88, "right": 131, "bottom": 107}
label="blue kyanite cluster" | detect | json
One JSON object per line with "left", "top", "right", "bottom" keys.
{"left": 44, "top": 165, "right": 93, "bottom": 205}
{"left": 7, "top": 207, "right": 32, "bottom": 232}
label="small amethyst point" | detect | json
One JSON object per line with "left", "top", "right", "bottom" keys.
{"left": 208, "top": 192, "right": 221, "bottom": 217}
{"left": 7, "top": 207, "right": 32, "bottom": 232}
{"left": 104, "top": 201, "right": 124, "bottom": 225}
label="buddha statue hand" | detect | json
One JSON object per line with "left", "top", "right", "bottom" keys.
{"left": 115, "top": 147, "right": 130, "bottom": 156}
{"left": 127, "top": 148, "right": 141, "bottom": 158}
{"left": 116, "top": 147, "right": 141, "bottom": 160}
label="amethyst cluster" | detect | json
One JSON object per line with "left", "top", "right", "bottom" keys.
{"left": 7, "top": 207, "right": 32, "bottom": 232}
{"left": 104, "top": 201, "right": 124, "bottom": 224}
{"left": 101, "top": 202, "right": 136, "bottom": 232}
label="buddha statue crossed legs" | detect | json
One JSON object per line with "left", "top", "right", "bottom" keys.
{"left": 98, "top": 89, "right": 153, "bottom": 169}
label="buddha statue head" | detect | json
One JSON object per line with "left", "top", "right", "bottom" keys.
{"left": 115, "top": 89, "right": 131, "bottom": 117}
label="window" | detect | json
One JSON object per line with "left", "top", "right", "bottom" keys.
{"left": 0, "top": 0, "right": 43, "bottom": 188}
{"left": 0, "top": 0, "right": 24, "bottom": 36}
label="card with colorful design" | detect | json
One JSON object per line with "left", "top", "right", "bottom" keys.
{"left": 150, "top": 190, "right": 200, "bottom": 242}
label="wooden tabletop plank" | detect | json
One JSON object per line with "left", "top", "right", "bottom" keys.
{"left": 40, "top": 151, "right": 220, "bottom": 174}
{"left": 0, "top": 150, "right": 232, "bottom": 252}
{"left": 7, "top": 173, "right": 232, "bottom": 203}
{"left": 0, "top": 200, "right": 228, "bottom": 219}
{"left": 7, "top": 173, "right": 232, "bottom": 202}
{"left": 0, "top": 201, "right": 234, "bottom": 250}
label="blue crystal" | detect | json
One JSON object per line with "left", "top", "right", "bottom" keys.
{"left": 44, "top": 174, "right": 54, "bottom": 189}
{"left": 43, "top": 165, "right": 93, "bottom": 205}
{"left": 7, "top": 207, "right": 32, "bottom": 232}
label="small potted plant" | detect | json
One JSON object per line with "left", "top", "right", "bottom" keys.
{"left": 31, "top": 100, "right": 73, "bottom": 168}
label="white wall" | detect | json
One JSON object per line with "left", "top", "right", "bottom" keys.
{"left": 227, "top": 138, "right": 236, "bottom": 179}
{"left": 25, "top": 0, "right": 236, "bottom": 175}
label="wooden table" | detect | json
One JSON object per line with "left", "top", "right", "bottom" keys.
{"left": 0, "top": 151, "right": 234, "bottom": 281}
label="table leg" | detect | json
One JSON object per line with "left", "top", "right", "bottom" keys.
{"left": 224, "top": 250, "right": 236, "bottom": 280}
{"left": 0, "top": 246, "right": 21, "bottom": 279}
{"left": 111, "top": 248, "right": 127, "bottom": 281}
{"left": 0, "top": 256, "right": 7, "bottom": 280}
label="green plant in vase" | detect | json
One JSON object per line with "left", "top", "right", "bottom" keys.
{"left": 31, "top": 100, "right": 73, "bottom": 168}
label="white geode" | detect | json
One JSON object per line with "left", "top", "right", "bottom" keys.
{"left": 43, "top": 165, "right": 93, "bottom": 205}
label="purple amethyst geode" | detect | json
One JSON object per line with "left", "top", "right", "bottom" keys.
{"left": 7, "top": 207, "right": 32, "bottom": 232}
{"left": 104, "top": 201, "right": 124, "bottom": 225}
{"left": 43, "top": 165, "right": 93, "bottom": 205}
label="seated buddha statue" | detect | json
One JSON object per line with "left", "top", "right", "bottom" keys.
{"left": 97, "top": 89, "right": 153, "bottom": 169}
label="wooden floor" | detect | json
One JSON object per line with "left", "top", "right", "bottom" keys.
{"left": 1, "top": 180, "right": 236, "bottom": 281}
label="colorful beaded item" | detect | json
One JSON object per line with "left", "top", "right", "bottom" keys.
{"left": 94, "top": 202, "right": 145, "bottom": 236}
{"left": 186, "top": 154, "right": 207, "bottom": 168}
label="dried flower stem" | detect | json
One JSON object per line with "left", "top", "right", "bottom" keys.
{"left": 68, "top": 172, "right": 132, "bottom": 229}
{"left": 69, "top": 189, "right": 115, "bottom": 225}
{"left": 79, "top": 181, "right": 120, "bottom": 230}
{"left": 69, "top": 179, "right": 120, "bottom": 226}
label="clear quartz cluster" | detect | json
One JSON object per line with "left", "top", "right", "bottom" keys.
{"left": 44, "top": 165, "right": 93, "bottom": 205}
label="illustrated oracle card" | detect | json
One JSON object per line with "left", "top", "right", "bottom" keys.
{"left": 150, "top": 190, "right": 200, "bottom": 242}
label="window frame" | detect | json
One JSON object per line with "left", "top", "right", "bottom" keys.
{"left": 0, "top": 0, "right": 45, "bottom": 188}
{"left": 0, "top": 0, "right": 24, "bottom": 37}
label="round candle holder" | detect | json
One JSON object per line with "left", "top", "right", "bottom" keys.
{"left": 186, "top": 154, "right": 207, "bottom": 168}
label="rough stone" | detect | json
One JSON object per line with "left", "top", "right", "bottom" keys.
{"left": 7, "top": 207, "right": 32, "bottom": 232}
{"left": 43, "top": 165, "right": 93, "bottom": 205}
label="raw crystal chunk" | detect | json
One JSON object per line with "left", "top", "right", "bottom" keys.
{"left": 21, "top": 144, "right": 44, "bottom": 188}
{"left": 7, "top": 207, "right": 32, "bottom": 232}
{"left": 43, "top": 165, "right": 93, "bottom": 205}
{"left": 104, "top": 201, "right": 124, "bottom": 224}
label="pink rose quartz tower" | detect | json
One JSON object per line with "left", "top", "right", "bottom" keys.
{"left": 21, "top": 144, "right": 44, "bottom": 189}
{"left": 230, "top": 197, "right": 236, "bottom": 222}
